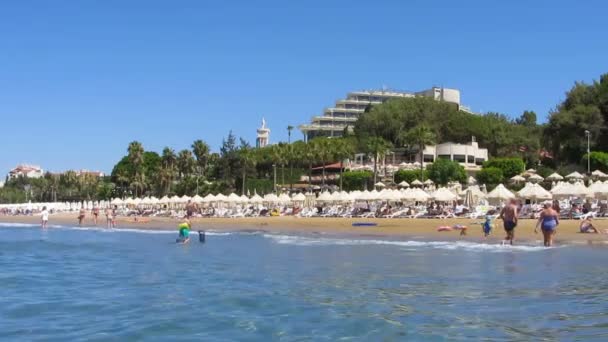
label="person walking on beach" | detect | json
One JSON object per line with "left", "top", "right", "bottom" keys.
{"left": 40, "top": 206, "right": 49, "bottom": 229}
{"left": 536, "top": 202, "right": 559, "bottom": 246}
{"left": 185, "top": 200, "right": 198, "bottom": 219}
{"left": 92, "top": 206, "right": 100, "bottom": 225}
{"left": 105, "top": 207, "right": 115, "bottom": 228}
{"left": 499, "top": 199, "right": 518, "bottom": 245}
{"left": 78, "top": 207, "right": 86, "bottom": 227}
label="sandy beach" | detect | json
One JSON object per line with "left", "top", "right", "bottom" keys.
{"left": 2, "top": 213, "right": 607, "bottom": 245}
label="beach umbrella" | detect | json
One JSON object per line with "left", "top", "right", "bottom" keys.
{"left": 179, "top": 195, "right": 191, "bottom": 203}
{"left": 518, "top": 183, "right": 552, "bottom": 200}
{"left": 374, "top": 182, "right": 386, "bottom": 188}
{"left": 565, "top": 171, "right": 585, "bottom": 180}
{"left": 215, "top": 193, "right": 228, "bottom": 202}
{"left": 227, "top": 193, "right": 241, "bottom": 203}
{"left": 159, "top": 196, "right": 170, "bottom": 204}
{"left": 316, "top": 191, "right": 333, "bottom": 202}
{"left": 592, "top": 170, "right": 608, "bottom": 179}
{"left": 398, "top": 181, "right": 409, "bottom": 188}
{"left": 432, "top": 187, "right": 457, "bottom": 202}
{"left": 264, "top": 193, "right": 279, "bottom": 202}
{"left": 569, "top": 182, "right": 592, "bottom": 198}
{"left": 510, "top": 175, "right": 525, "bottom": 183}
{"left": 111, "top": 197, "right": 123, "bottom": 205}
{"left": 191, "top": 194, "right": 204, "bottom": 203}
{"left": 467, "top": 176, "right": 477, "bottom": 185}
{"left": 486, "top": 184, "right": 515, "bottom": 201}
{"left": 292, "top": 193, "right": 306, "bottom": 202}
{"left": 240, "top": 195, "right": 250, "bottom": 203}
{"left": 169, "top": 195, "right": 180, "bottom": 203}
{"left": 546, "top": 172, "right": 563, "bottom": 181}
{"left": 278, "top": 193, "right": 292, "bottom": 204}
{"left": 424, "top": 179, "right": 434, "bottom": 185}
{"left": 250, "top": 194, "right": 264, "bottom": 203}
{"left": 411, "top": 179, "right": 423, "bottom": 187}
{"left": 398, "top": 162, "right": 409, "bottom": 169}
{"left": 528, "top": 174, "right": 544, "bottom": 183}
{"left": 202, "top": 194, "right": 216, "bottom": 203}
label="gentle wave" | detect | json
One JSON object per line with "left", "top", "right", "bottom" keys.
{"left": 0, "top": 223, "right": 232, "bottom": 236}
{"left": 262, "top": 234, "right": 554, "bottom": 252}
{"left": 0, "top": 222, "right": 66, "bottom": 228}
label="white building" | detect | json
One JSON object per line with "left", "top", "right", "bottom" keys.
{"left": 8, "top": 164, "right": 44, "bottom": 179}
{"left": 419, "top": 137, "right": 488, "bottom": 170}
{"left": 256, "top": 118, "right": 270, "bottom": 148}
{"left": 299, "top": 87, "right": 474, "bottom": 140}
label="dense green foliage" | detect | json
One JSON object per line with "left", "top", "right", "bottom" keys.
{"left": 394, "top": 170, "right": 428, "bottom": 184}
{"left": 482, "top": 158, "right": 526, "bottom": 179}
{"left": 545, "top": 74, "right": 608, "bottom": 165}
{"left": 426, "top": 159, "right": 466, "bottom": 185}
{"left": 475, "top": 167, "right": 504, "bottom": 186}
{"left": 341, "top": 171, "right": 373, "bottom": 191}
{"left": 582, "top": 152, "right": 608, "bottom": 172}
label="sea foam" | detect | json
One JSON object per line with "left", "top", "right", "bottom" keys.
{"left": 262, "top": 234, "right": 553, "bottom": 252}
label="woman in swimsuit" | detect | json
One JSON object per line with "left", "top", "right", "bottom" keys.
{"left": 535, "top": 203, "right": 559, "bottom": 246}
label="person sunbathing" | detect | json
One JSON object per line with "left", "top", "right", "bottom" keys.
{"left": 580, "top": 218, "right": 600, "bottom": 234}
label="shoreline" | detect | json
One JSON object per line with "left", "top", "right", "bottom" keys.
{"left": 2, "top": 214, "right": 608, "bottom": 246}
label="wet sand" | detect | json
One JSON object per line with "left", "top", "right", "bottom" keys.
{"left": 2, "top": 213, "right": 607, "bottom": 245}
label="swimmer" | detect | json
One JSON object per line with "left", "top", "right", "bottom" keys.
{"left": 177, "top": 218, "right": 191, "bottom": 244}
{"left": 482, "top": 214, "right": 494, "bottom": 237}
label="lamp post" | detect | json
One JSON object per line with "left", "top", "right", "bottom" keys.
{"left": 585, "top": 130, "right": 591, "bottom": 175}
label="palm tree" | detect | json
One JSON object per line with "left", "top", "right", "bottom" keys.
{"left": 334, "top": 139, "right": 355, "bottom": 191}
{"left": 365, "top": 137, "right": 392, "bottom": 185}
{"left": 404, "top": 125, "right": 436, "bottom": 180}
{"left": 270, "top": 144, "right": 287, "bottom": 192}
{"left": 177, "top": 149, "right": 195, "bottom": 180}
{"left": 127, "top": 141, "right": 145, "bottom": 196}
{"left": 287, "top": 125, "right": 294, "bottom": 143}
{"left": 239, "top": 146, "right": 258, "bottom": 195}
{"left": 161, "top": 147, "right": 177, "bottom": 194}
{"left": 313, "top": 139, "right": 334, "bottom": 187}
{"left": 192, "top": 140, "right": 210, "bottom": 177}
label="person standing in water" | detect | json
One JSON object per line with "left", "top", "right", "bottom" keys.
{"left": 536, "top": 202, "right": 559, "bottom": 246}
{"left": 40, "top": 206, "right": 49, "bottom": 229}
{"left": 78, "top": 207, "right": 86, "bottom": 227}
{"left": 177, "top": 217, "right": 191, "bottom": 243}
{"left": 92, "top": 206, "right": 100, "bottom": 225}
{"left": 499, "top": 199, "right": 519, "bottom": 245}
{"left": 105, "top": 207, "right": 114, "bottom": 228}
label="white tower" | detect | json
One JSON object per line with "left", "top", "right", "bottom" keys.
{"left": 256, "top": 118, "right": 270, "bottom": 148}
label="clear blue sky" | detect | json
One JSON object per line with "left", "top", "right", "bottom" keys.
{"left": 1, "top": 0, "right": 607, "bottom": 175}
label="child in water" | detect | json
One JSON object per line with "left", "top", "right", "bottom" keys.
{"left": 482, "top": 213, "right": 494, "bottom": 237}
{"left": 177, "top": 218, "right": 191, "bottom": 243}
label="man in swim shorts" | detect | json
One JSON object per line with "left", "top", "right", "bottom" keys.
{"left": 499, "top": 199, "right": 518, "bottom": 245}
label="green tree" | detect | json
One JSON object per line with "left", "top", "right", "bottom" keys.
{"left": 475, "top": 167, "right": 504, "bottom": 186}
{"left": 311, "top": 138, "right": 336, "bottom": 187}
{"left": 333, "top": 138, "right": 355, "bottom": 190}
{"left": 426, "top": 158, "right": 466, "bottom": 185}
{"left": 192, "top": 140, "right": 210, "bottom": 178}
{"left": 394, "top": 169, "right": 428, "bottom": 184}
{"left": 583, "top": 152, "right": 608, "bottom": 172}
{"left": 483, "top": 157, "right": 525, "bottom": 179}
{"left": 127, "top": 141, "right": 145, "bottom": 196}
{"left": 341, "top": 171, "right": 373, "bottom": 191}
{"left": 177, "top": 149, "right": 195, "bottom": 180}
{"left": 238, "top": 145, "right": 258, "bottom": 195}
{"left": 364, "top": 137, "right": 392, "bottom": 185}
{"left": 403, "top": 125, "right": 435, "bottom": 180}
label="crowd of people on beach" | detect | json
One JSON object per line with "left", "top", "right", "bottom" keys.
{"left": 0, "top": 196, "right": 601, "bottom": 248}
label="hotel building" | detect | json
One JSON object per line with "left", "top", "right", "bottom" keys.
{"left": 299, "top": 87, "right": 473, "bottom": 141}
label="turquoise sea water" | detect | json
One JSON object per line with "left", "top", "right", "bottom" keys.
{"left": 1, "top": 223, "right": 607, "bottom": 341}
